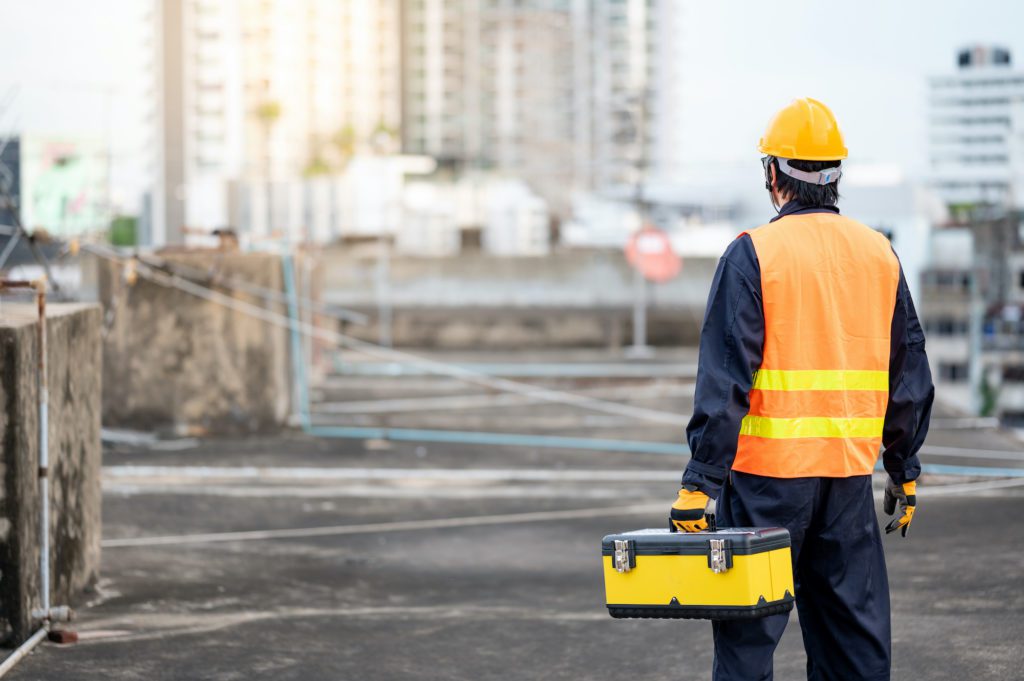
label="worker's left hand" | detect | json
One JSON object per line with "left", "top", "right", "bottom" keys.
{"left": 669, "top": 485, "right": 712, "bottom": 532}
{"left": 883, "top": 478, "right": 917, "bottom": 537}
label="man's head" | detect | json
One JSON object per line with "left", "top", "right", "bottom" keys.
{"left": 763, "top": 157, "right": 841, "bottom": 208}
{"left": 758, "top": 98, "right": 847, "bottom": 209}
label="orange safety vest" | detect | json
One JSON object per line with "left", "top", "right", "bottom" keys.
{"left": 732, "top": 212, "right": 900, "bottom": 478}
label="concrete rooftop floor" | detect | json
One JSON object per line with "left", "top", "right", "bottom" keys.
{"left": 8, "top": 352, "right": 1024, "bottom": 680}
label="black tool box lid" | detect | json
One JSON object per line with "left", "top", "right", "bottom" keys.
{"left": 601, "top": 528, "right": 790, "bottom": 556}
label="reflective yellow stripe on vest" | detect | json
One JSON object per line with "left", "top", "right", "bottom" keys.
{"left": 740, "top": 415, "right": 885, "bottom": 440}
{"left": 751, "top": 369, "right": 889, "bottom": 392}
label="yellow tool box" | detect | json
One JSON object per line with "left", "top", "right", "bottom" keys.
{"left": 602, "top": 528, "right": 794, "bottom": 620}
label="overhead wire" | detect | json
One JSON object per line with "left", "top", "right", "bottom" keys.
{"left": 82, "top": 244, "right": 686, "bottom": 426}
{"left": 131, "top": 250, "right": 368, "bottom": 324}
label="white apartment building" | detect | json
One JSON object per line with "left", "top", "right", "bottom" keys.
{"left": 158, "top": 0, "right": 402, "bottom": 244}
{"left": 339, "top": 0, "right": 403, "bottom": 153}
{"left": 580, "top": 0, "right": 673, "bottom": 192}
{"left": 156, "top": 0, "right": 667, "bottom": 250}
{"left": 400, "top": 0, "right": 675, "bottom": 216}
{"left": 930, "top": 45, "right": 1024, "bottom": 211}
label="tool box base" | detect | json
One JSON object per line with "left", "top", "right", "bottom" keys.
{"left": 602, "top": 528, "right": 796, "bottom": 621}
{"left": 608, "top": 596, "right": 794, "bottom": 621}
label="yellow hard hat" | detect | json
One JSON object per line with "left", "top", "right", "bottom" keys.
{"left": 758, "top": 97, "right": 847, "bottom": 161}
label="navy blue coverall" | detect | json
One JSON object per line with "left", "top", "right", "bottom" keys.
{"left": 682, "top": 202, "right": 935, "bottom": 681}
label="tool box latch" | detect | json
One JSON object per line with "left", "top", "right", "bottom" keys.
{"left": 613, "top": 539, "right": 636, "bottom": 573}
{"left": 708, "top": 539, "right": 731, "bottom": 574}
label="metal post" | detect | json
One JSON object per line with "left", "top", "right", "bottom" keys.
{"left": 282, "top": 255, "right": 312, "bottom": 430}
{"left": 968, "top": 259, "right": 985, "bottom": 415}
{"left": 0, "top": 230, "right": 20, "bottom": 271}
{"left": 623, "top": 78, "right": 652, "bottom": 360}
{"left": 376, "top": 236, "right": 392, "bottom": 348}
{"left": 627, "top": 267, "right": 653, "bottom": 359}
{"left": 35, "top": 279, "right": 49, "bottom": 618}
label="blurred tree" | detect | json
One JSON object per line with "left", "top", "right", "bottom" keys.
{"left": 109, "top": 214, "right": 137, "bottom": 246}
{"left": 303, "top": 156, "right": 331, "bottom": 177}
{"left": 255, "top": 100, "right": 281, "bottom": 230}
{"left": 255, "top": 100, "right": 282, "bottom": 123}
{"left": 980, "top": 366, "right": 998, "bottom": 417}
{"left": 371, "top": 119, "right": 399, "bottom": 154}
{"left": 332, "top": 124, "right": 356, "bottom": 158}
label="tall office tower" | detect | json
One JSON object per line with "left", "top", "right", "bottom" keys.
{"left": 930, "top": 45, "right": 1024, "bottom": 212}
{"left": 400, "top": 0, "right": 673, "bottom": 216}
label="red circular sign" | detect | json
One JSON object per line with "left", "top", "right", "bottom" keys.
{"left": 625, "top": 226, "right": 682, "bottom": 283}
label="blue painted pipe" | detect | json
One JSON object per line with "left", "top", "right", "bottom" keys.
{"left": 307, "top": 425, "right": 691, "bottom": 456}
{"left": 918, "top": 463, "right": 1024, "bottom": 478}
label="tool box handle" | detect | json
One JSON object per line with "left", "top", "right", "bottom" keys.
{"left": 706, "top": 497, "right": 718, "bottom": 532}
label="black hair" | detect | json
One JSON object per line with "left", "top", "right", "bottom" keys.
{"left": 770, "top": 158, "right": 841, "bottom": 207}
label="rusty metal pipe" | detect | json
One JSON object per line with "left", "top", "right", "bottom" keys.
{"left": 12, "top": 278, "right": 71, "bottom": 626}
{"left": 36, "top": 279, "right": 48, "bottom": 619}
{"left": 0, "top": 280, "right": 35, "bottom": 291}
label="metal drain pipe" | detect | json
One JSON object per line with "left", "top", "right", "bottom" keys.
{"left": 0, "top": 280, "right": 71, "bottom": 679}
{"left": 0, "top": 627, "right": 48, "bottom": 677}
{"left": 36, "top": 281, "right": 49, "bottom": 619}
{"left": 25, "top": 279, "right": 71, "bottom": 626}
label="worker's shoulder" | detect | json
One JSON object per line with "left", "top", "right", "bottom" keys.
{"left": 834, "top": 215, "right": 900, "bottom": 263}
{"left": 721, "top": 233, "right": 759, "bottom": 269}
{"left": 831, "top": 213, "right": 891, "bottom": 242}
{"left": 750, "top": 212, "right": 893, "bottom": 251}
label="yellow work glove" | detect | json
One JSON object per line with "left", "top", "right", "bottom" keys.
{"left": 883, "top": 478, "right": 917, "bottom": 537}
{"left": 669, "top": 484, "right": 713, "bottom": 533}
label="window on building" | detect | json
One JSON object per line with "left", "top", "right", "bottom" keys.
{"left": 922, "top": 270, "right": 972, "bottom": 293}
{"left": 925, "top": 318, "right": 968, "bottom": 336}
{"left": 1004, "top": 365, "right": 1024, "bottom": 383}
{"left": 939, "top": 362, "right": 969, "bottom": 382}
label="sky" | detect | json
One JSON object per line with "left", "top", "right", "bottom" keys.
{"left": 676, "top": 0, "right": 1024, "bottom": 172}
{"left": 0, "top": 0, "right": 155, "bottom": 211}
{"left": 0, "top": 0, "right": 1020, "bottom": 212}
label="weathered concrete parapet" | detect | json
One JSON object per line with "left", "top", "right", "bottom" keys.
{"left": 0, "top": 303, "right": 102, "bottom": 644}
{"left": 316, "top": 249, "right": 717, "bottom": 348}
{"left": 97, "top": 251, "right": 292, "bottom": 434}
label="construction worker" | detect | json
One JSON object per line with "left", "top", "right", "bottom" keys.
{"left": 669, "top": 98, "right": 934, "bottom": 680}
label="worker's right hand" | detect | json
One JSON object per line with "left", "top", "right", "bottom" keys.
{"left": 669, "top": 485, "right": 712, "bottom": 532}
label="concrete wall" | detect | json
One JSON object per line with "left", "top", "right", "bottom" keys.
{"left": 318, "top": 248, "right": 716, "bottom": 348}
{"left": 0, "top": 303, "right": 102, "bottom": 644}
{"left": 97, "top": 251, "right": 292, "bottom": 434}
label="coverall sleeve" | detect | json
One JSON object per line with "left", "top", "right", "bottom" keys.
{"left": 882, "top": 264, "right": 935, "bottom": 483}
{"left": 681, "top": 235, "right": 764, "bottom": 499}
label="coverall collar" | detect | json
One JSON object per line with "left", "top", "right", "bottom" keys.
{"left": 769, "top": 200, "right": 840, "bottom": 223}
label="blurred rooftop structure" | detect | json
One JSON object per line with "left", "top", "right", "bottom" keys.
{"left": 929, "top": 44, "right": 1024, "bottom": 215}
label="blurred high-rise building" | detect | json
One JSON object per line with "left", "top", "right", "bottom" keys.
{"left": 339, "top": 1, "right": 403, "bottom": 153}
{"left": 929, "top": 45, "right": 1024, "bottom": 214}
{"left": 400, "top": 0, "right": 677, "bottom": 216}
{"left": 155, "top": 0, "right": 676, "bottom": 244}
{"left": 157, "top": 0, "right": 401, "bottom": 244}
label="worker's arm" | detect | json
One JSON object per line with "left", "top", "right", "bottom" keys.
{"left": 881, "top": 264, "right": 935, "bottom": 485}
{"left": 681, "top": 235, "right": 764, "bottom": 499}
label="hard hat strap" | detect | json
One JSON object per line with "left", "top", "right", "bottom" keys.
{"left": 761, "top": 156, "right": 781, "bottom": 214}
{"left": 776, "top": 157, "right": 842, "bottom": 185}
